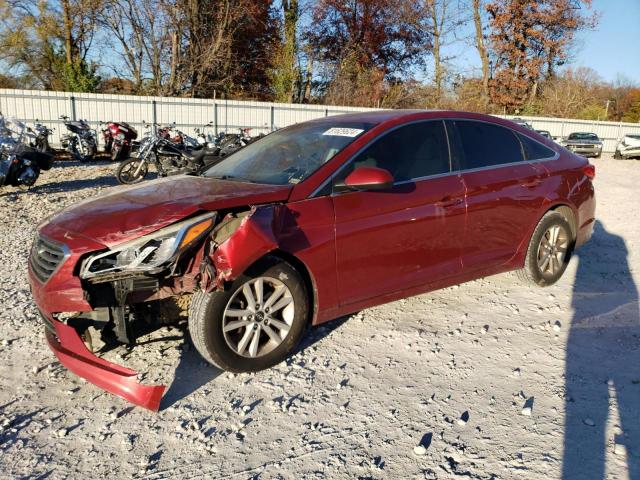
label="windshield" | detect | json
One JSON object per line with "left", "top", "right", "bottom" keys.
{"left": 203, "top": 121, "right": 375, "bottom": 185}
{"left": 568, "top": 133, "right": 599, "bottom": 141}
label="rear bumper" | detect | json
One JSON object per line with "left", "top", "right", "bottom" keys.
{"left": 45, "top": 318, "right": 165, "bottom": 411}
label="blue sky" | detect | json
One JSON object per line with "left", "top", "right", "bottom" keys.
{"left": 435, "top": 0, "right": 640, "bottom": 85}
{"left": 573, "top": 0, "right": 640, "bottom": 83}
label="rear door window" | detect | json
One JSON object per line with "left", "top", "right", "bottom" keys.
{"left": 518, "top": 133, "right": 556, "bottom": 160}
{"left": 453, "top": 120, "right": 524, "bottom": 170}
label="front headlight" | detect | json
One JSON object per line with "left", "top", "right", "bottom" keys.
{"left": 80, "top": 212, "right": 216, "bottom": 280}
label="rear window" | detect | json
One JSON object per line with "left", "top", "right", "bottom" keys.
{"left": 518, "top": 133, "right": 556, "bottom": 161}
{"left": 568, "top": 133, "right": 599, "bottom": 141}
{"left": 454, "top": 120, "right": 524, "bottom": 170}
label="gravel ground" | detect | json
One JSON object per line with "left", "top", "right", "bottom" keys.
{"left": 0, "top": 155, "right": 638, "bottom": 479}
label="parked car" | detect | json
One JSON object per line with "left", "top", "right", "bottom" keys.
{"left": 511, "top": 117, "right": 534, "bottom": 130}
{"left": 560, "top": 132, "right": 603, "bottom": 158}
{"left": 614, "top": 134, "right": 640, "bottom": 159}
{"left": 29, "top": 111, "right": 596, "bottom": 410}
{"left": 536, "top": 130, "right": 552, "bottom": 140}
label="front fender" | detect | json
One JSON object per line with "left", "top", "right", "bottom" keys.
{"left": 212, "top": 205, "right": 283, "bottom": 285}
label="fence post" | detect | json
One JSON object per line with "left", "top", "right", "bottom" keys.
{"left": 270, "top": 105, "right": 275, "bottom": 132}
{"left": 152, "top": 100, "right": 157, "bottom": 135}
{"left": 213, "top": 102, "right": 218, "bottom": 135}
{"left": 70, "top": 96, "right": 76, "bottom": 121}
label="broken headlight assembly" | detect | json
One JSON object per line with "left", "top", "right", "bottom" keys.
{"left": 79, "top": 212, "right": 216, "bottom": 280}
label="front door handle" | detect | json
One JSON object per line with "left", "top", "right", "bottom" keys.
{"left": 439, "top": 196, "right": 464, "bottom": 208}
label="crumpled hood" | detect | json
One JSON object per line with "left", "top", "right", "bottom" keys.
{"left": 39, "top": 175, "right": 292, "bottom": 248}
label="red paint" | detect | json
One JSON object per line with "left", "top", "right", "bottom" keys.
{"left": 28, "top": 110, "right": 596, "bottom": 409}
{"left": 46, "top": 320, "right": 165, "bottom": 411}
{"left": 343, "top": 166, "right": 394, "bottom": 189}
{"left": 212, "top": 206, "right": 281, "bottom": 284}
{"left": 39, "top": 176, "right": 291, "bottom": 248}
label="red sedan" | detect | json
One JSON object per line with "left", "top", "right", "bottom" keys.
{"left": 29, "top": 110, "right": 596, "bottom": 410}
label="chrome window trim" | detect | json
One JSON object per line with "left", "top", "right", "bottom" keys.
{"left": 311, "top": 119, "right": 452, "bottom": 197}
{"left": 309, "top": 116, "right": 560, "bottom": 198}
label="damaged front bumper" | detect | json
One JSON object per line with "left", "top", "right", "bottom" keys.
{"left": 44, "top": 316, "right": 166, "bottom": 411}
{"left": 31, "top": 205, "right": 287, "bottom": 410}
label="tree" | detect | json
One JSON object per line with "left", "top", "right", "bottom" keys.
{"left": 270, "top": 0, "right": 300, "bottom": 103}
{"left": 471, "top": 0, "right": 490, "bottom": 99}
{"left": 621, "top": 90, "right": 640, "bottom": 123}
{"left": 539, "top": 67, "right": 604, "bottom": 118}
{"left": 0, "top": 0, "right": 101, "bottom": 92}
{"left": 307, "top": 0, "right": 430, "bottom": 106}
{"left": 485, "top": 0, "right": 596, "bottom": 112}
{"left": 58, "top": 0, "right": 102, "bottom": 91}
{"left": 422, "top": 0, "right": 465, "bottom": 107}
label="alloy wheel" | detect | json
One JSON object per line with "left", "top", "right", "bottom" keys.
{"left": 222, "top": 277, "right": 295, "bottom": 358}
{"left": 537, "top": 224, "right": 569, "bottom": 276}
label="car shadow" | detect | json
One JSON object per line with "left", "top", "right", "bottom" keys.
{"left": 562, "top": 221, "right": 640, "bottom": 478}
{"left": 159, "top": 315, "right": 350, "bottom": 410}
{"left": 31, "top": 176, "right": 120, "bottom": 193}
{"left": 159, "top": 330, "right": 222, "bottom": 410}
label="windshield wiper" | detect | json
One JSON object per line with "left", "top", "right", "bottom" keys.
{"left": 206, "top": 174, "right": 259, "bottom": 183}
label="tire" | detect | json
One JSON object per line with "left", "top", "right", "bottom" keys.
{"left": 189, "top": 256, "right": 309, "bottom": 372}
{"left": 116, "top": 157, "right": 149, "bottom": 184}
{"left": 517, "top": 211, "right": 574, "bottom": 287}
{"left": 111, "top": 144, "right": 121, "bottom": 162}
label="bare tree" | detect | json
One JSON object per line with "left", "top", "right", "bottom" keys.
{"left": 422, "top": 0, "right": 465, "bottom": 107}
{"left": 472, "top": 0, "right": 490, "bottom": 98}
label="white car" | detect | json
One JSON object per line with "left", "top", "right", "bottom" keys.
{"left": 614, "top": 134, "right": 640, "bottom": 159}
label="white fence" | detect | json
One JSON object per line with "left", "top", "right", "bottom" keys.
{"left": 0, "top": 89, "right": 375, "bottom": 148}
{"left": 502, "top": 115, "right": 640, "bottom": 153}
{"left": 1, "top": 88, "right": 639, "bottom": 152}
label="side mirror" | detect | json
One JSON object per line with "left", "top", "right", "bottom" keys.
{"left": 336, "top": 166, "right": 394, "bottom": 192}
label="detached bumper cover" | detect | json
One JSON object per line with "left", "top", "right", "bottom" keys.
{"left": 45, "top": 320, "right": 165, "bottom": 411}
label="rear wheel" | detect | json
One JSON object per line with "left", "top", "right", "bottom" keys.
{"left": 189, "top": 256, "right": 309, "bottom": 372}
{"left": 116, "top": 157, "right": 148, "bottom": 184}
{"left": 517, "top": 211, "right": 574, "bottom": 287}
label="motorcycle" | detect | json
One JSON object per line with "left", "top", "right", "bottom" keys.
{"left": 217, "top": 127, "right": 265, "bottom": 156}
{"left": 100, "top": 121, "right": 138, "bottom": 161}
{"left": 0, "top": 114, "right": 17, "bottom": 152}
{"left": 27, "top": 120, "right": 53, "bottom": 152}
{"left": 115, "top": 124, "right": 223, "bottom": 184}
{"left": 0, "top": 118, "right": 53, "bottom": 189}
{"left": 60, "top": 115, "right": 97, "bottom": 162}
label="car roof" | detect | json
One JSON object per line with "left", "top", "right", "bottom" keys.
{"left": 317, "top": 109, "right": 521, "bottom": 129}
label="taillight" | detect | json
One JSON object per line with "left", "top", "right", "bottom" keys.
{"left": 583, "top": 164, "right": 595, "bottom": 180}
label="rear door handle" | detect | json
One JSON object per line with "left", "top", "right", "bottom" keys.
{"left": 439, "top": 196, "right": 464, "bottom": 208}
{"left": 522, "top": 178, "right": 542, "bottom": 188}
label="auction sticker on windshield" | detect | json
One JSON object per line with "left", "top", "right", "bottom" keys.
{"left": 322, "top": 127, "right": 364, "bottom": 137}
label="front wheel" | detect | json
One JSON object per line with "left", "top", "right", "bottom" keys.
{"left": 517, "top": 211, "right": 574, "bottom": 287}
{"left": 189, "top": 256, "right": 309, "bottom": 372}
{"left": 111, "top": 143, "right": 122, "bottom": 161}
{"left": 116, "top": 157, "right": 149, "bottom": 184}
